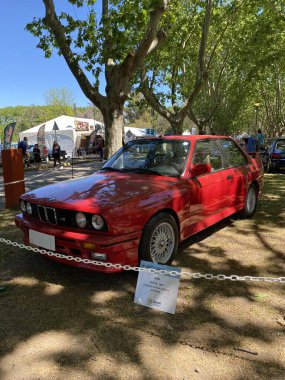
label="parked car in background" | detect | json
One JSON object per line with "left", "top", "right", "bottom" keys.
{"left": 15, "top": 135, "right": 264, "bottom": 273}
{"left": 264, "top": 137, "right": 285, "bottom": 172}
{"left": 26, "top": 145, "right": 45, "bottom": 164}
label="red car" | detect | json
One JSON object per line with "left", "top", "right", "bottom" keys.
{"left": 15, "top": 135, "right": 263, "bottom": 273}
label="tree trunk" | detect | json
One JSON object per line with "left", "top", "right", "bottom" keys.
{"left": 169, "top": 119, "right": 184, "bottom": 135}
{"left": 102, "top": 105, "right": 124, "bottom": 159}
{"left": 39, "top": 0, "right": 169, "bottom": 162}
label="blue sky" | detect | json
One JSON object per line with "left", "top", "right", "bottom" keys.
{"left": 0, "top": 1, "right": 99, "bottom": 108}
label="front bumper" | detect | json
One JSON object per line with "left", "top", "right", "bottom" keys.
{"left": 15, "top": 214, "right": 142, "bottom": 273}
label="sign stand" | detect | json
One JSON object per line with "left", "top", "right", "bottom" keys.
{"left": 134, "top": 260, "right": 181, "bottom": 314}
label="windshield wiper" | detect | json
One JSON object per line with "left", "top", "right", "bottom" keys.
{"left": 100, "top": 166, "right": 165, "bottom": 176}
{"left": 99, "top": 166, "right": 123, "bottom": 172}
{"left": 124, "top": 168, "right": 164, "bottom": 176}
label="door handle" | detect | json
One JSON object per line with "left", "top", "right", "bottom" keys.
{"left": 227, "top": 175, "right": 233, "bottom": 180}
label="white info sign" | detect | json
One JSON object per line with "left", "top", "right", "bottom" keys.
{"left": 134, "top": 260, "right": 181, "bottom": 314}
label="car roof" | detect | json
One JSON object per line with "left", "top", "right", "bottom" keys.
{"left": 135, "top": 135, "right": 230, "bottom": 142}
{"left": 268, "top": 137, "right": 285, "bottom": 145}
{"left": 269, "top": 136, "right": 285, "bottom": 141}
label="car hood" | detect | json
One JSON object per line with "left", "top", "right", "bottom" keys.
{"left": 22, "top": 171, "right": 181, "bottom": 211}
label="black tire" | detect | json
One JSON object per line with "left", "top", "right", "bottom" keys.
{"left": 239, "top": 184, "right": 257, "bottom": 218}
{"left": 139, "top": 212, "right": 178, "bottom": 265}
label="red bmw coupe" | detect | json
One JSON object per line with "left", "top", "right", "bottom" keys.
{"left": 15, "top": 135, "right": 263, "bottom": 272}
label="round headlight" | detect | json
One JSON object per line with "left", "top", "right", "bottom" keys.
{"left": 75, "top": 212, "right": 87, "bottom": 228}
{"left": 26, "top": 202, "right": 32, "bottom": 215}
{"left": 91, "top": 215, "right": 105, "bottom": 230}
{"left": 20, "top": 200, "right": 26, "bottom": 212}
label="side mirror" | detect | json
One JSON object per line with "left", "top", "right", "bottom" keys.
{"left": 190, "top": 163, "right": 212, "bottom": 177}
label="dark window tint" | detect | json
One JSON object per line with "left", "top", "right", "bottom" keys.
{"left": 220, "top": 139, "right": 247, "bottom": 168}
{"left": 275, "top": 139, "right": 285, "bottom": 151}
{"left": 193, "top": 139, "right": 223, "bottom": 172}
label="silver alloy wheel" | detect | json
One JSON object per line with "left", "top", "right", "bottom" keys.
{"left": 149, "top": 222, "right": 175, "bottom": 263}
{"left": 246, "top": 186, "right": 256, "bottom": 214}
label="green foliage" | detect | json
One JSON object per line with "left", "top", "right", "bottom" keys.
{"left": 9, "top": 0, "right": 285, "bottom": 140}
{"left": 141, "top": 0, "right": 285, "bottom": 136}
{"left": 26, "top": 0, "right": 162, "bottom": 79}
{"left": 44, "top": 88, "right": 75, "bottom": 115}
{"left": 0, "top": 106, "right": 59, "bottom": 141}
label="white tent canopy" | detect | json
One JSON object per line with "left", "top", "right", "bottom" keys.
{"left": 19, "top": 115, "right": 104, "bottom": 157}
{"left": 19, "top": 117, "right": 157, "bottom": 157}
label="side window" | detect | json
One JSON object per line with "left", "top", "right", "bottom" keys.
{"left": 192, "top": 140, "right": 223, "bottom": 172}
{"left": 275, "top": 140, "right": 285, "bottom": 151}
{"left": 220, "top": 139, "right": 247, "bottom": 168}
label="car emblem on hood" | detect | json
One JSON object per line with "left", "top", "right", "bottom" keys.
{"left": 48, "top": 197, "right": 56, "bottom": 202}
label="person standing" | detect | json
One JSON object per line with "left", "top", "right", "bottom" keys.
{"left": 33, "top": 144, "right": 41, "bottom": 170}
{"left": 43, "top": 146, "right": 49, "bottom": 163}
{"left": 96, "top": 136, "right": 105, "bottom": 161}
{"left": 18, "top": 137, "right": 29, "bottom": 167}
{"left": 52, "top": 141, "right": 62, "bottom": 169}
{"left": 246, "top": 132, "right": 257, "bottom": 154}
{"left": 256, "top": 129, "right": 265, "bottom": 151}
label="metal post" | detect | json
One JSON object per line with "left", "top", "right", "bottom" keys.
{"left": 72, "top": 152, "right": 74, "bottom": 179}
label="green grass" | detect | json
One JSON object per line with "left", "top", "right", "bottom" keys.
{"left": 0, "top": 173, "right": 284, "bottom": 379}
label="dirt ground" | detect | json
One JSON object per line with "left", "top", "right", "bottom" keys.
{"left": 0, "top": 173, "right": 284, "bottom": 380}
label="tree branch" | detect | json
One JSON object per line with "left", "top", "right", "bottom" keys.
{"left": 141, "top": 74, "right": 174, "bottom": 122}
{"left": 171, "top": 65, "right": 178, "bottom": 110}
{"left": 207, "top": 0, "right": 248, "bottom": 70}
{"left": 121, "top": 0, "right": 169, "bottom": 77}
{"left": 180, "top": 0, "right": 213, "bottom": 117}
{"left": 42, "top": 0, "right": 105, "bottom": 108}
{"left": 187, "top": 107, "right": 200, "bottom": 127}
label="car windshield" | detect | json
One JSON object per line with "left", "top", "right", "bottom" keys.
{"left": 101, "top": 139, "right": 191, "bottom": 177}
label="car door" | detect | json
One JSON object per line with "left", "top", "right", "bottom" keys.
{"left": 219, "top": 138, "right": 250, "bottom": 208}
{"left": 271, "top": 138, "right": 285, "bottom": 169}
{"left": 187, "top": 139, "right": 230, "bottom": 227}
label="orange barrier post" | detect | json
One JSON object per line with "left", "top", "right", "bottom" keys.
{"left": 2, "top": 149, "right": 25, "bottom": 209}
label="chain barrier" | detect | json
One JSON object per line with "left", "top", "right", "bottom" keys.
{"left": 2, "top": 178, "right": 25, "bottom": 187}
{"left": 0, "top": 237, "right": 284, "bottom": 283}
{"left": 0, "top": 169, "right": 48, "bottom": 191}
{"left": 0, "top": 159, "right": 99, "bottom": 192}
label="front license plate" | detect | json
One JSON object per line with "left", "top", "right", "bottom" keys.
{"left": 29, "top": 230, "right": 55, "bottom": 251}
